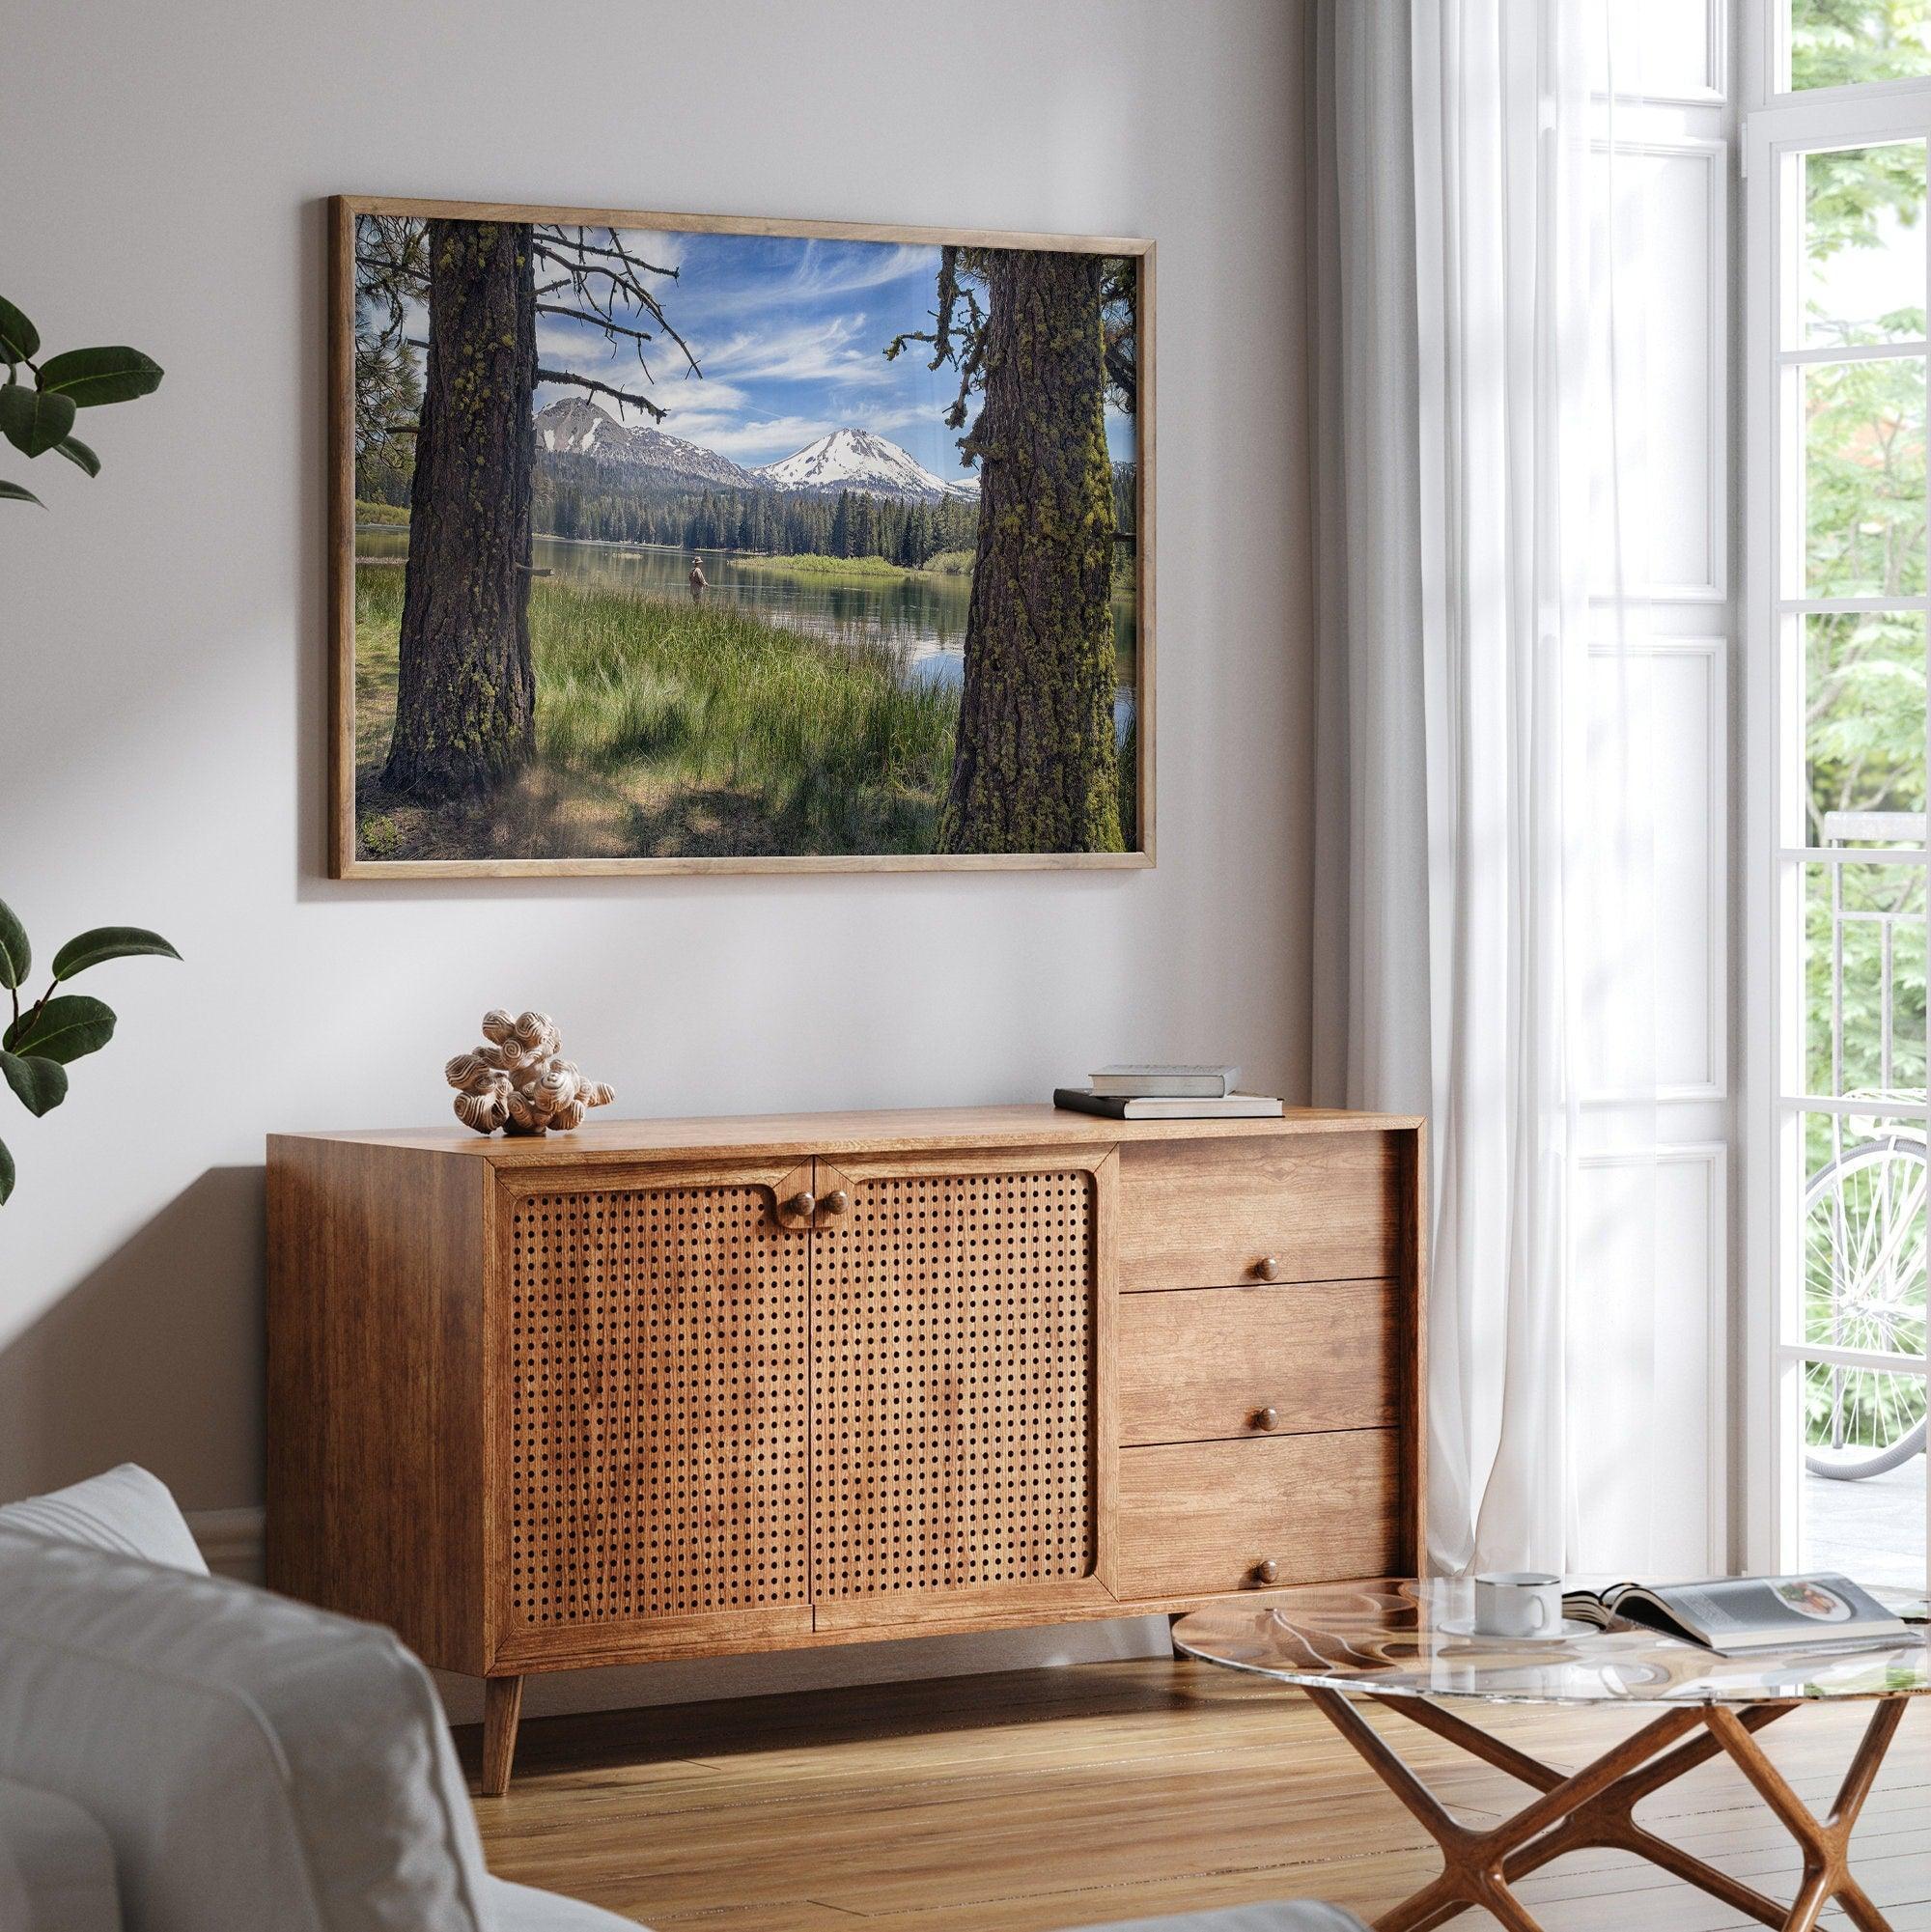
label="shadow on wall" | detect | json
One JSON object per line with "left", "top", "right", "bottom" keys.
{"left": 0, "top": 1166, "right": 265, "bottom": 1509}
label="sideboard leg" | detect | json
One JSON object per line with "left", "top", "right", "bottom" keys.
{"left": 482, "top": 1674, "right": 524, "bottom": 1797}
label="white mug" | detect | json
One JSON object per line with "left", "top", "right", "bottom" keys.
{"left": 1471, "top": 1571, "right": 1563, "bottom": 1639}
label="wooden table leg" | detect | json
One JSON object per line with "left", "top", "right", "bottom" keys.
{"left": 1703, "top": 1699, "right": 1909, "bottom": 1932}
{"left": 1302, "top": 1688, "right": 1701, "bottom": 1931}
{"left": 1298, "top": 1690, "right": 1912, "bottom": 1932}
{"left": 482, "top": 1674, "right": 524, "bottom": 1798}
{"left": 1499, "top": 1702, "right": 1802, "bottom": 1928}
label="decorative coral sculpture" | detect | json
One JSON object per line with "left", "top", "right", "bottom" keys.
{"left": 444, "top": 1009, "right": 614, "bottom": 1136}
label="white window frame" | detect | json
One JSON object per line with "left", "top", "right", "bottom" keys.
{"left": 1743, "top": 3, "right": 1931, "bottom": 1594}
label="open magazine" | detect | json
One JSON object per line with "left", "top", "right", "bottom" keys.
{"left": 1563, "top": 1575, "right": 1916, "bottom": 1657}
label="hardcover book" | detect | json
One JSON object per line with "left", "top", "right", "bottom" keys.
{"left": 1054, "top": 1087, "right": 1284, "bottom": 1120}
{"left": 1089, "top": 1063, "right": 1239, "bottom": 1097}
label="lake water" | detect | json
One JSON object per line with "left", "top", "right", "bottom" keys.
{"left": 357, "top": 528, "right": 1136, "bottom": 727}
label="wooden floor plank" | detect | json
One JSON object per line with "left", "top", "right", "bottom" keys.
{"left": 464, "top": 1659, "right": 1930, "bottom": 1932}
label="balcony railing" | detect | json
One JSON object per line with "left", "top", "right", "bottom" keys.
{"left": 1806, "top": 808, "right": 1929, "bottom": 1491}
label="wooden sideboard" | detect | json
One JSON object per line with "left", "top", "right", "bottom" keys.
{"left": 266, "top": 1105, "right": 1425, "bottom": 1791}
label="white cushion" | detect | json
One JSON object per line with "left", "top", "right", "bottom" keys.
{"left": 0, "top": 1525, "right": 494, "bottom": 1930}
{"left": 1070, "top": 1909, "right": 1365, "bottom": 1932}
{"left": 0, "top": 1775, "right": 121, "bottom": 1932}
{"left": 485, "top": 1875, "right": 640, "bottom": 1930}
{"left": 0, "top": 1464, "right": 208, "bottom": 1575}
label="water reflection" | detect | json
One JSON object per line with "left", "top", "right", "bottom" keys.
{"left": 357, "top": 528, "right": 1135, "bottom": 730}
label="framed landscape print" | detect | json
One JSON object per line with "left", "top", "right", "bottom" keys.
{"left": 328, "top": 195, "right": 1155, "bottom": 876}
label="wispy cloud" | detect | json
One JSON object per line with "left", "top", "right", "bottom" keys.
{"left": 537, "top": 305, "right": 701, "bottom": 369}
{"left": 774, "top": 239, "right": 936, "bottom": 301}
{"left": 674, "top": 413, "right": 834, "bottom": 461}
{"left": 701, "top": 313, "right": 898, "bottom": 388}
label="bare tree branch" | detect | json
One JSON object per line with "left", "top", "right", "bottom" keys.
{"left": 528, "top": 225, "right": 703, "bottom": 385}
{"left": 536, "top": 231, "right": 681, "bottom": 279}
{"left": 884, "top": 247, "right": 988, "bottom": 438}
{"left": 535, "top": 365, "right": 668, "bottom": 421}
{"left": 536, "top": 302, "right": 659, "bottom": 355}
{"left": 353, "top": 215, "right": 709, "bottom": 467}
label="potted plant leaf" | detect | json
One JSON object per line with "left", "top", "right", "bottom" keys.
{"left": 2, "top": 291, "right": 161, "bottom": 503}
{"left": 0, "top": 905, "right": 180, "bottom": 1204}
{"left": 3, "top": 292, "right": 174, "bottom": 1200}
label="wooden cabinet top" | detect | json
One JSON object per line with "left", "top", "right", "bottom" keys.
{"left": 268, "top": 1102, "right": 1424, "bottom": 1167}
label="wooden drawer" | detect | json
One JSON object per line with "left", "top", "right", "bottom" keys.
{"left": 1118, "top": 1134, "right": 1402, "bottom": 1291}
{"left": 1118, "top": 1281, "right": 1396, "bottom": 1445}
{"left": 1115, "top": 1431, "right": 1400, "bottom": 1599}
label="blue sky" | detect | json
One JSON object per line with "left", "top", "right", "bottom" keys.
{"left": 532, "top": 229, "right": 1133, "bottom": 477}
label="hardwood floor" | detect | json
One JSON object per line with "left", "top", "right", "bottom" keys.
{"left": 462, "top": 1658, "right": 1931, "bottom": 1931}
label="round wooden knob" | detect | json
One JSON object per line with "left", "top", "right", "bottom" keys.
{"left": 788, "top": 1190, "right": 816, "bottom": 1218}
{"left": 1254, "top": 1406, "right": 1279, "bottom": 1432}
{"left": 1254, "top": 1557, "right": 1280, "bottom": 1585}
{"left": 821, "top": 1189, "right": 850, "bottom": 1216}
{"left": 1255, "top": 1255, "right": 1281, "bottom": 1281}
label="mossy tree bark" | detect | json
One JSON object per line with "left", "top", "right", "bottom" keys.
{"left": 382, "top": 221, "right": 538, "bottom": 800}
{"left": 939, "top": 251, "right": 1122, "bottom": 854}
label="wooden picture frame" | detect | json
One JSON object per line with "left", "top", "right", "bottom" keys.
{"left": 328, "top": 195, "right": 1156, "bottom": 878}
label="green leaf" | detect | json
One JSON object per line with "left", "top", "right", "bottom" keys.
{"left": 0, "top": 382, "right": 77, "bottom": 458}
{"left": 0, "top": 296, "right": 39, "bottom": 364}
{"left": 0, "top": 479, "right": 42, "bottom": 507}
{"left": 51, "top": 926, "right": 180, "bottom": 980}
{"left": 0, "top": 1133, "right": 14, "bottom": 1206}
{"left": 53, "top": 434, "right": 99, "bottom": 478}
{"left": 5, "top": 994, "right": 115, "bottom": 1064}
{"left": 36, "top": 347, "right": 163, "bottom": 409}
{"left": 0, "top": 900, "right": 28, "bottom": 989}
{"left": 0, "top": 1050, "right": 67, "bottom": 1117}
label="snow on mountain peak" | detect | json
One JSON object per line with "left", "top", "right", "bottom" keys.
{"left": 532, "top": 403, "right": 982, "bottom": 503}
{"left": 536, "top": 395, "right": 626, "bottom": 456}
{"left": 754, "top": 428, "right": 976, "bottom": 503}
{"left": 531, "top": 397, "right": 759, "bottom": 490}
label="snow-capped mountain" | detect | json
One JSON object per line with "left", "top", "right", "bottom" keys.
{"left": 755, "top": 428, "right": 979, "bottom": 504}
{"left": 532, "top": 403, "right": 983, "bottom": 504}
{"left": 532, "top": 398, "right": 759, "bottom": 491}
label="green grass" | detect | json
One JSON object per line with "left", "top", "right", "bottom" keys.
{"left": 354, "top": 498, "right": 410, "bottom": 526}
{"left": 730, "top": 548, "right": 979, "bottom": 583}
{"left": 728, "top": 552, "right": 919, "bottom": 582}
{"left": 354, "top": 570, "right": 957, "bottom": 856}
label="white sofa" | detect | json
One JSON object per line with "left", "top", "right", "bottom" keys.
{"left": 0, "top": 1466, "right": 1361, "bottom": 1932}
{"left": 0, "top": 1466, "right": 634, "bottom": 1932}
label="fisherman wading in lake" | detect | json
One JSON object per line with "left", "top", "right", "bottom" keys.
{"left": 688, "top": 556, "right": 708, "bottom": 605}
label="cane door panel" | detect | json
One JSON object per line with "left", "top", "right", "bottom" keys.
{"left": 807, "top": 1150, "right": 1117, "bottom": 1624}
{"left": 496, "top": 1165, "right": 813, "bottom": 1657}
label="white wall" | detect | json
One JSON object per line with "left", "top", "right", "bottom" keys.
{"left": 0, "top": 0, "right": 1313, "bottom": 1715}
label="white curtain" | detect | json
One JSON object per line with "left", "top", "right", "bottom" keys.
{"left": 1310, "top": 0, "right": 1662, "bottom": 1576}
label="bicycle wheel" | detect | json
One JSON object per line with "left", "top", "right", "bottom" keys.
{"left": 1802, "top": 1134, "right": 1929, "bottom": 1481}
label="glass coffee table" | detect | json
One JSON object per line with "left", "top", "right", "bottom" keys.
{"left": 1173, "top": 1579, "right": 1930, "bottom": 1932}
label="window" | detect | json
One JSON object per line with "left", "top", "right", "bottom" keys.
{"left": 1749, "top": 0, "right": 1931, "bottom": 1596}
{"left": 1784, "top": 0, "right": 1931, "bottom": 92}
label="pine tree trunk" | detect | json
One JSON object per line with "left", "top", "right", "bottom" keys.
{"left": 939, "top": 251, "right": 1122, "bottom": 854}
{"left": 382, "top": 220, "right": 537, "bottom": 800}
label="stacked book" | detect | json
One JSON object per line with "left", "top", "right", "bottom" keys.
{"left": 1053, "top": 1065, "right": 1285, "bottom": 1120}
